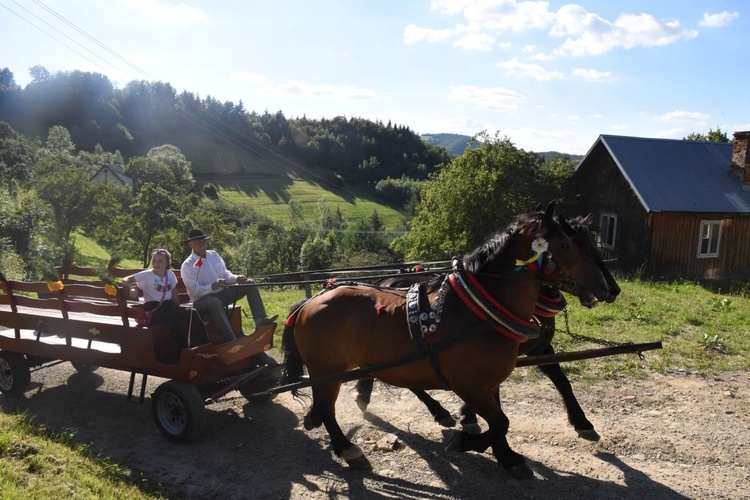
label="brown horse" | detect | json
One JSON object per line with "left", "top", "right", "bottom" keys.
{"left": 281, "top": 203, "right": 610, "bottom": 478}
{"left": 355, "top": 213, "right": 621, "bottom": 440}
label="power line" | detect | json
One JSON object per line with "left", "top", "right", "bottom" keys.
{"left": 1, "top": 2, "right": 107, "bottom": 71}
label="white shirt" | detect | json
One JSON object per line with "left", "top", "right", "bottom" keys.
{"left": 180, "top": 250, "right": 238, "bottom": 301}
{"left": 128, "top": 269, "right": 178, "bottom": 303}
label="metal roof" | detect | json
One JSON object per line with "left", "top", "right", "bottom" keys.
{"left": 580, "top": 134, "right": 750, "bottom": 213}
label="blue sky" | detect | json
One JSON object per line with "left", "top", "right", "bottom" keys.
{"left": 1, "top": 0, "right": 748, "bottom": 155}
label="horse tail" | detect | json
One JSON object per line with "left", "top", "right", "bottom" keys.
{"left": 281, "top": 300, "right": 308, "bottom": 400}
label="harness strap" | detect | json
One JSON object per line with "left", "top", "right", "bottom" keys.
{"left": 449, "top": 272, "right": 539, "bottom": 342}
{"left": 534, "top": 287, "right": 566, "bottom": 318}
{"left": 406, "top": 283, "right": 451, "bottom": 389}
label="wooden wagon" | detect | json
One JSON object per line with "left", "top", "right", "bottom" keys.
{"left": 0, "top": 265, "right": 278, "bottom": 442}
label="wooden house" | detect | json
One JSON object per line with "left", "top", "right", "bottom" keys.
{"left": 572, "top": 131, "right": 750, "bottom": 280}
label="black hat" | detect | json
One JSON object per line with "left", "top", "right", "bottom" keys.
{"left": 185, "top": 229, "right": 211, "bottom": 243}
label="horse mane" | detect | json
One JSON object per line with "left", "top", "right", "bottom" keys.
{"left": 462, "top": 211, "right": 545, "bottom": 274}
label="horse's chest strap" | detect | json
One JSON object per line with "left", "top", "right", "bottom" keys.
{"left": 406, "top": 283, "right": 451, "bottom": 389}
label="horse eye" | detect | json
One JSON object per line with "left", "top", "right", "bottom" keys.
{"left": 560, "top": 241, "right": 570, "bottom": 249}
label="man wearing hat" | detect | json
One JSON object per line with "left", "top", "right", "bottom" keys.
{"left": 180, "top": 229, "right": 278, "bottom": 343}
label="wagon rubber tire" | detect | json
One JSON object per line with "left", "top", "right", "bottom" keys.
{"left": 152, "top": 381, "right": 207, "bottom": 442}
{"left": 0, "top": 351, "right": 31, "bottom": 396}
{"left": 70, "top": 362, "right": 99, "bottom": 374}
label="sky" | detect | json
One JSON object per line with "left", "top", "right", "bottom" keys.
{"left": 1, "top": 0, "right": 749, "bottom": 155}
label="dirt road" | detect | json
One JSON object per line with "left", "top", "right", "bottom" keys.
{"left": 1, "top": 361, "right": 748, "bottom": 499}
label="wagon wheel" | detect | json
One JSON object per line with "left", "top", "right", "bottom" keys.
{"left": 0, "top": 351, "right": 31, "bottom": 396}
{"left": 151, "top": 381, "right": 207, "bottom": 442}
{"left": 70, "top": 362, "right": 99, "bottom": 374}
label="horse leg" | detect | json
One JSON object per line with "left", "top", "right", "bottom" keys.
{"left": 458, "top": 404, "right": 482, "bottom": 434}
{"left": 448, "top": 388, "right": 533, "bottom": 479}
{"left": 354, "top": 378, "right": 373, "bottom": 412}
{"left": 314, "top": 382, "right": 372, "bottom": 470}
{"left": 303, "top": 399, "right": 323, "bottom": 430}
{"left": 538, "top": 362, "right": 600, "bottom": 441}
{"left": 410, "top": 390, "right": 456, "bottom": 427}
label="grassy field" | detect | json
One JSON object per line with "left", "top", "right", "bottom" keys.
{"left": 1, "top": 276, "right": 749, "bottom": 495}
{"left": 212, "top": 175, "right": 407, "bottom": 232}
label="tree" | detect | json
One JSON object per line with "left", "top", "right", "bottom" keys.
{"left": 28, "top": 65, "right": 50, "bottom": 82}
{"left": 0, "top": 68, "right": 16, "bottom": 89}
{"left": 124, "top": 156, "right": 175, "bottom": 196}
{"left": 0, "top": 121, "right": 37, "bottom": 190}
{"left": 33, "top": 158, "right": 94, "bottom": 243}
{"left": 393, "top": 132, "right": 547, "bottom": 259}
{"left": 146, "top": 144, "right": 195, "bottom": 190}
{"left": 683, "top": 127, "right": 731, "bottom": 143}
{"left": 125, "top": 183, "right": 180, "bottom": 266}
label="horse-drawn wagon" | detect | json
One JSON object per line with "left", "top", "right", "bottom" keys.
{"left": 0, "top": 265, "right": 279, "bottom": 442}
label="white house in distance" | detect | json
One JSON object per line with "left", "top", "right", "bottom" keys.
{"left": 90, "top": 164, "right": 132, "bottom": 188}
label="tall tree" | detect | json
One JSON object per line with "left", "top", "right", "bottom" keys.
{"left": 125, "top": 183, "right": 180, "bottom": 266}
{"left": 393, "top": 132, "right": 547, "bottom": 259}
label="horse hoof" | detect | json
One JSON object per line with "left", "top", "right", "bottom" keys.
{"left": 346, "top": 455, "right": 373, "bottom": 470}
{"left": 355, "top": 396, "right": 369, "bottom": 413}
{"left": 341, "top": 445, "right": 372, "bottom": 470}
{"left": 576, "top": 428, "right": 601, "bottom": 442}
{"left": 435, "top": 414, "right": 457, "bottom": 428}
{"left": 506, "top": 463, "right": 534, "bottom": 480}
{"left": 462, "top": 422, "right": 482, "bottom": 435}
{"left": 445, "top": 432, "right": 462, "bottom": 452}
{"left": 303, "top": 414, "right": 320, "bottom": 431}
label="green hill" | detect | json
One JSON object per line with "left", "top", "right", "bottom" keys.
{"left": 205, "top": 173, "right": 406, "bottom": 232}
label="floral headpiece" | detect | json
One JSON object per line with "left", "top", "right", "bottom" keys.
{"left": 514, "top": 237, "right": 548, "bottom": 271}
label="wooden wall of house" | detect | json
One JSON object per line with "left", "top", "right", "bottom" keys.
{"left": 651, "top": 212, "right": 750, "bottom": 279}
{"left": 572, "top": 142, "right": 651, "bottom": 274}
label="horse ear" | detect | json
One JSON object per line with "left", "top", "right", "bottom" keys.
{"left": 581, "top": 213, "right": 594, "bottom": 225}
{"left": 558, "top": 213, "right": 572, "bottom": 232}
{"left": 535, "top": 203, "right": 543, "bottom": 212}
{"left": 544, "top": 201, "right": 556, "bottom": 221}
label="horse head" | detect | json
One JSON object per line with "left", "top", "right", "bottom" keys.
{"left": 522, "top": 201, "right": 609, "bottom": 308}
{"left": 559, "top": 213, "right": 620, "bottom": 303}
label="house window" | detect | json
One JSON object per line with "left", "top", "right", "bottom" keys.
{"left": 697, "top": 220, "right": 722, "bottom": 258}
{"left": 599, "top": 213, "right": 617, "bottom": 250}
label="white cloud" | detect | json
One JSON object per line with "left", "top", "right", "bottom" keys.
{"left": 573, "top": 68, "right": 613, "bottom": 82}
{"left": 267, "top": 82, "right": 379, "bottom": 102}
{"left": 699, "top": 11, "right": 739, "bottom": 28}
{"left": 448, "top": 84, "right": 527, "bottom": 112}
{"left": 654, "top": 110, "right": 710, "bottom": 123}
{"left": 454, "top": 32, "right": 496, "bottom": 51}
{"left": 547, "top": 6, "right": 697, "bottom": 57}
{"left": 230, "top": 72, "right": 268, "bottom": 84}
{"left": 611, "top": 124, "right": 629, "bottom": 131}
{"left": 403, "top": 24, "right": 461, "bottom": 45}
{"left": 497, "top": 58, "right": 563, "bottom": 81}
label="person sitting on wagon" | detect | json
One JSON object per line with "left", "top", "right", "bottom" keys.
{"left": 122, "top": 248, "right": 190, "bottom": 347}
{"left": 180, "top": 229, "right": 278, "bottom": 344}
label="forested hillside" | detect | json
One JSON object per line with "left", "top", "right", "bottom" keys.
{"left": 0, "top": 66, "right": 581, "bottom": 282}
{"left": 0, "top": 67, "right": 451, "bottom": 185}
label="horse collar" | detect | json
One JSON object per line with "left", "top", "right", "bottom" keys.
{"left": 448, "top": 267, "right": 540, "bottom": 343}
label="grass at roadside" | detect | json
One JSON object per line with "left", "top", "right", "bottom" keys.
{"left": 513, "top": 277, "right": 750, "bottom": 384}
{"left": 0, "top": 412, "right": 172, "bottom": 499}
